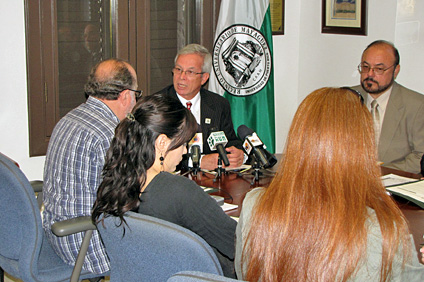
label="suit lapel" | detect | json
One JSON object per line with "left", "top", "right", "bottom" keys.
{"left": 200, "top": 89, "right": 214, "bottom": 136}
{"left": 378, "top": 83, "right": 403, "bottom": 160}
{"left": 353, "top": 83, "right": 403, "bottom": 161}
{"left": 199, "top": 89, "right": 216, "bottom": 153}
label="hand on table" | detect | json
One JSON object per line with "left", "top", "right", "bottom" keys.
{"left": 225, "top": 146, "right": 244, "bottom": 168}
{"left": 200, "top": 146, "right": 244, "bottom": 171}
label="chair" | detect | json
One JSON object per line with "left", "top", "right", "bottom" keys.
{"left": 97, "top": 211, "right": 224, "bottom": 282}
{"left": 30, "top": 180, "right": 44, "bottom": 209}
{"left": 167, "top": 271, "right": 243, "bottom": 282}
{"left": 0, "top": 152, "right": 101, "bottom": 282}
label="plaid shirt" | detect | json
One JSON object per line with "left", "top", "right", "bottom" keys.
{"left": 42, "top": 96, "right": 119, "bottom": 274}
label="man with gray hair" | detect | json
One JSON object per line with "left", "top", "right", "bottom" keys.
{"left": 156, "top": 44, "right": 244, "bottom": 171}
{"left": 43, "top": 58, "right": 140, "bottom": 275}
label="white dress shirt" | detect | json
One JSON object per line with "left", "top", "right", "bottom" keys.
{"left": 366, "top": 85, "right": 393, "bottom": 130}
{"left": 176, "top": 92, "right": 201, "bottom": 124}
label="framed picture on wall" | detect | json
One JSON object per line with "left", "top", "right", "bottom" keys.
{"left": 322, "top": 0, "right": 367, "bottom": 36}
{"left": 270, "top": 0, "right": 284, "bottom": 35}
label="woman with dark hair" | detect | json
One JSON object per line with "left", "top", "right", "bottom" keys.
{"left": 235, "top": 87, "right": 424, "bottom": 281}
{"left": 92, "top": 93, "right": 237, "bottom": 277}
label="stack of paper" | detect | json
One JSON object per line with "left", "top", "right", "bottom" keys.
{"left": 382, "top": 174, "right": 424, "bottom": 209}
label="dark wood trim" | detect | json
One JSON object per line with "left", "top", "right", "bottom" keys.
{"left": 25, "top": 0, "right": 57, "bottom": 156}
{"left": 44, "top": 1, "right": 59, "bottom": 132}
{"left": 115, "top": 0, "right": 130, "bottom": 60}
{"left": 25, "top": 0, "right": 217, "bottom": 156}
{"left": 135, "top": 0, "right": 150, "bottom": 95}
{"left": 25, "top": 0, "right": 44, "bottom": 156}
{"left": 201, "top": 0, "right": 214, "bottom": 52}
{"left": 128, "top": 0, "right": 137, "bottom": 64}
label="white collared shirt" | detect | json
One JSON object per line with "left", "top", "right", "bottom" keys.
{"left": 176, "top": 92, "right": 202, "bottom": 168}
{"left": 176, "top": 90, "right": 248, "bottom": 168}
{"left": 176, "top": 92, "right": 201, "bottom": 124}
{"left": 366, "top": 85, "right": 393, "bottom": 130}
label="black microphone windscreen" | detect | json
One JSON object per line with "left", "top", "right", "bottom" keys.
{"left": 190, "top": 145, "right": 201, "bottom": 165}
{"left": 216, "top": 144, "right": 230, "bottom": 166}
{"left": 264, "top": 149, "right": 278, "bottom": 168}
{"left": 237, "top": 125, "right": 254, "bottom": 140}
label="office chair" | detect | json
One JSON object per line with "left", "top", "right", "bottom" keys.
{"left": 30, "top": 180, "right": 44, "bottom": 209}
{"left": 167, "top": 271, "right": 243, "bottom": 281}
{"left": 0, "top": 152, "right": 101, "bottom": 282}
{"left": 97, "top": 211, "right": 224, "bottom": 282}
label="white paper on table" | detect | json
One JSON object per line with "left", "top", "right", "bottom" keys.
{"left": 221, "top": 202, "right": 238, "bottom": 212}
{"left": 381, "top": 173, "right": 418, "bottom": 187}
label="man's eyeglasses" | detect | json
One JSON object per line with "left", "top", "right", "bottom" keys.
{"left": 172, "top": 67, "right": 204, "bottom": 78}
{"left": 127, "top": 89, "right": 143, "bottom": 100}
{"left": 340, "top": 87, "right": 364, "bottom": 104}
{"left": 357, "top": 63, "right": 395, "bottom": 75}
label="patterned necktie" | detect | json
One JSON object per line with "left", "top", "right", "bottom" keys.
{"left": 186, "top": 101, "right": 192, "bottom": 111}
{"left": 371, "top": 99, "right": 380, "bottom": 144}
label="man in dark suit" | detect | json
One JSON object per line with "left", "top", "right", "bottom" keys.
{"left": 156, "top": 44, "right": 244, "bottom": 171}
{"left": 353, "top": 40, "right": 424, "bottom": 174}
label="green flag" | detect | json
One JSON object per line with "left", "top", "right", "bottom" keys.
{"left": 208, "top": 0, "right": 275, "bottom": 153}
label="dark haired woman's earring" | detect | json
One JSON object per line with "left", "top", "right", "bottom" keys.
{"left": 159, "top": 155, "right": 164, "bottom": 166}
{"left": 126, "top": 113, "right": 136, "bottom": 122}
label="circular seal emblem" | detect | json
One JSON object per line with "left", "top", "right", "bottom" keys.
{"left": 212, "top": 24, "right": 272, "bottom": 97}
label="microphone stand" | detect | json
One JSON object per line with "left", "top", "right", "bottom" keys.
{"left": 181, "top": 166, "right": 201, "bottom": 178}
{"left": 238, "top": 158, "right": 275, "bottom": 185}
{"left": 251, "top": 161, "right": 263, "bottom": 184}
{"left": 238, "top": 160, "right": 263, "bottom": 185}
{"left": 191, "top": 163, "right": 201, "bottom": 176}
{"left": 179, "top": 162, "right": 200, "bottom": 177}
{"left": 213, "top": 157, "right": 226, "bottom": 182}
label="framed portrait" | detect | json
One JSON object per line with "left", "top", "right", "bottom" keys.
{"left": 322, "top": 0, "right": 367, "bottom": 36}
{"left": 270, "top": 0, "right": 284, "bottom": 35}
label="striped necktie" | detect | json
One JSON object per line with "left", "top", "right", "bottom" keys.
{"left": 371, "top": 99, "right": 380, "bottom": 144}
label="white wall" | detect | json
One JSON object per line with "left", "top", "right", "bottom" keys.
{"left": 273, "top": 0, "right": 424, "bottom": 154}
{"left": 395, "top": 0, "right": 424, "bottom": 92}
{"left": 0, "top": 1, "right": 46, "bottom": 180}
{"left": 272, "top": 0, "right": 301, "bottom": 154}
{"left": 1, "top": 0, "right": 423, "bottom": 180}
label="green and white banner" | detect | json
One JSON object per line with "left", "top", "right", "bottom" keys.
{"left": 209, "top": 0, "right": 275, "bottom": 153}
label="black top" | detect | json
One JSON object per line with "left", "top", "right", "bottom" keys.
{"left": 138, "top": 172, "right": 237, "bottom": 260}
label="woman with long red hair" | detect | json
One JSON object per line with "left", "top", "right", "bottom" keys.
{"left": 235, "top": 87, "right": 424, "bottom": 281}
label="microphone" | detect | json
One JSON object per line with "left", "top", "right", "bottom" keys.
{"left": 207, "top": 128, "right": 230, "bottom": 166}
{"left": 190, "top": 145, "right": 201, "bottom": 169}
{"left": 237, "top": 125, "right": 277, "bottom": 169}
{"left": 187, "top": 132, "right": 203, "bottom": 169}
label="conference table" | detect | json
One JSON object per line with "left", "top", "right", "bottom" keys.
{"left": 186, "top": 158, "right": 424, "bottom": 263}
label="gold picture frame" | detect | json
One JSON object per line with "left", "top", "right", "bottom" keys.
{"left": 270, "top": 0, "right": 284, "bottom": 35}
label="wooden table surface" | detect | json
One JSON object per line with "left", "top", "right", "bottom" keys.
{"left": 187, "top": 161, "right": 424, "bottom": 262}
